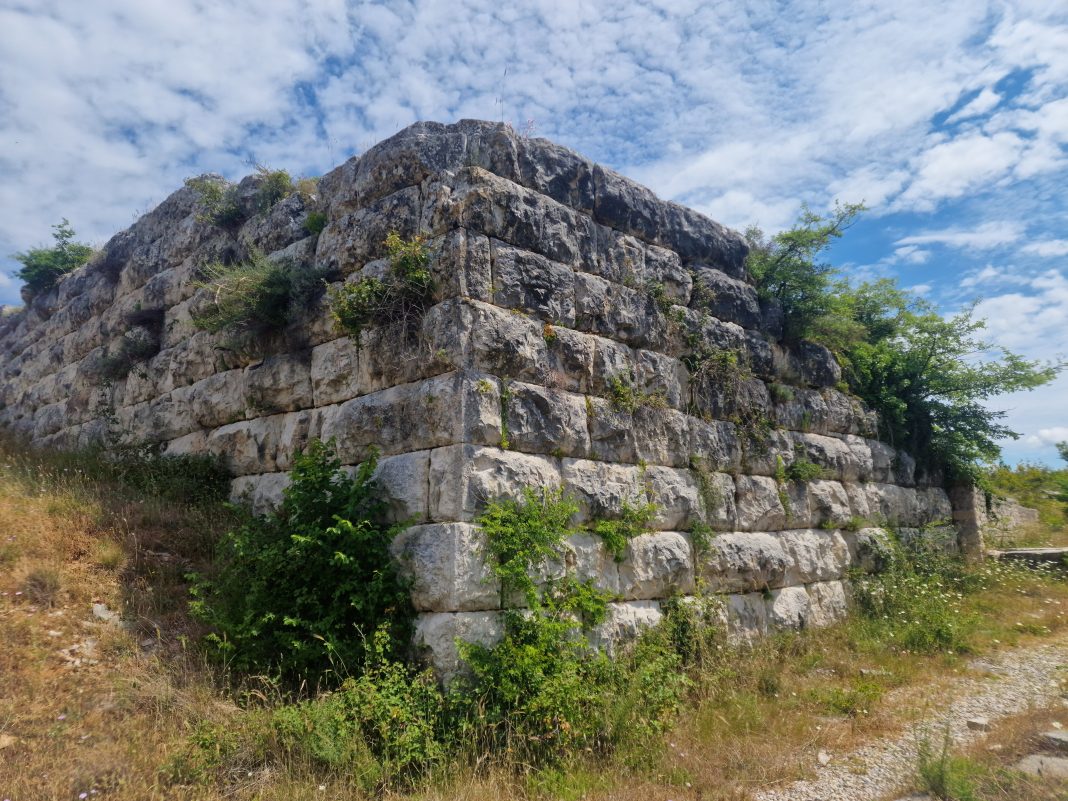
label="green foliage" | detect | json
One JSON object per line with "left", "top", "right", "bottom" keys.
{"left": 1058, "top": 441, "right": 1068, "bottom": 463}
{"left": 184, "top": 176, "right": 245, "bottom": 227}
{"left": 254, "top": 166, "right": 294, "bottom": 213}
{"left": 850, "top": 538, "right": 980, "bottom": 654}
{"left": 605, "top": 370, "right": 667, "bottom": 413}
{"left": 12, "top": 219, "right": 95, "bottom": 298}
{"left": 192, "top": 250, "right": 327, "bottom": 335}
{"left": 749, "top": 204, "right": 1059, "bottom": 481}
{"left": 328, "top": 231, "right": 435, "bottom": 346}
{"left": 188, "top": 440, "right": 411, "bottom": 687}
{"left": 745, "top": 202, "right": 864, "bottom": 343}
{"left": 304, "top": 210, "right": 328, "bottom": 235}
{"left": 96, "top": 327, "right": 161, "bottom": 381}
{"left": 984, "top": 461, "right": 1068, "bottom": 531}
{"left": 592, "top": 498, "right": 657, "bottom": 561}
{"left": 475, "top": 486, "right": 579, "bottom": 603}
{"left": 836, "top": 288, "right": 1057, "bottom": 482}
{"left": 106, "top": 443, "right": 230, "bottom": 506}
{"left": 272, "top": 628, "right": 445, "bottom": 788}
{"left": 784, "top": 453, "right": 824, "bottom": 482}
{"left": 185, "top": 166, "right": 294, "bottom": 228}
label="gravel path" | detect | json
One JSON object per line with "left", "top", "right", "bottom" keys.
{"left": 753, "top": 641, "right": 1068, "bottom": 801}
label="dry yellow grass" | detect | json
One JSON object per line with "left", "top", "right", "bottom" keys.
{"left": 2, "top": 441, "right": 1067, "bottom": 801}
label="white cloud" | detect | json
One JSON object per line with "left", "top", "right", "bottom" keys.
{"left": 945, "top": 87, "right": 1002, "bottom": 123}
{"left": 910, "top": 283, "right": 933, "bottom": 295}
{"left": 1025, "top": 427, "right": 1068, "bottom": 447}
{"left": 896, "top": 221, "right": 1024, "bottom": 251}
{"left": 894, "top": 245, "right": 931, "bottom": 264}
{"left": 1023, "top": 239, "right": 1068, "bottom": 257}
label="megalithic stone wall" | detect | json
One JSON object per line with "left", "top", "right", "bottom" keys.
{"left": 0, "top": 119, "right": 957, "bottom": 675}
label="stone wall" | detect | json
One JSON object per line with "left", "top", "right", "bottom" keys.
{"left": 0, "top": 120, "right": 956, "bottom": 673}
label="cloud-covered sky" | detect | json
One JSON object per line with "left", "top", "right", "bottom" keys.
{"left": 1, "top": 0, "right": 1065, "bottom": 465}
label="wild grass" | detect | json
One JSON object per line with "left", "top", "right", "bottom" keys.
{"left": 1, "top": 435, "right": 1067, "bottom": 800}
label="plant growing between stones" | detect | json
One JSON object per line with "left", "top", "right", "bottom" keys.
{"left": 605, "top": 370, "right": 667, "bottom": 413}
{"left": 191, "top": 249, "right": 329, "bottom": 337}
{"left": 329, "top": 232, "right": 435, "bottom": 348}
{"left": 12, "top": 219, "right": 95, "bottom": 299}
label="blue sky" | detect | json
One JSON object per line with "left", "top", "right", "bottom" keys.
{"left": 0, "top": 0, "right": 1065, "bottom": 466}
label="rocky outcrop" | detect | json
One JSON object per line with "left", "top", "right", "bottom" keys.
{"left": 0, "top": 120, "right": 961, "bottom": 673}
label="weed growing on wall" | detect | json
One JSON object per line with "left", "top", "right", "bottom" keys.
{"left": 192, "top": 250, "right": 329, "bottom": 336}
{"left": 329, "top": 232, "right": 436, "bottom": 347}
{"left": 12, "top": 219, "right": 96, "bottom": 298}
{"left": 605, "top": 370, "right": 667, "bottom": 413}
{"left": 592, "top": 498, "right": 656, "bottom": 561}
{"left": 189, "top": 440, "right": 411, "bottom": 687}
{"left": 185, "top": 165, "right": 296, "bottom": 228}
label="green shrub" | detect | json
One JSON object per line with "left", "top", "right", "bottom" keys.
{"left": 784, "top": 457, "right": 823, "bottom": 482}
{"left": 184, "top": 176, "right": 245, "bottom": 228}
{"left": 191, "top": 250, "right": 327, "bottom": 335}
{"left": 591, "top": 498, "right": 656, "bottom": 561}
{"left": 189, "top": 440, "right": 411, "bottom": 687}
{"left": 273, "top": 628, "right": 445, "bottom": 788}
{"left": 107, "top": 444, "right": 229, "bottom": 505}
{"left": 12, "top": 219, "right": 95, "bottom": 298}
{"left": 475, "top": 486, "right": 579, "bottom": 602}
{"left": 304, "top": 210, "right": 328, "bottom": 235}
{"left": 96, "top": 327, "right": 161, "bottom": 381}
{"left": 605, "top": 371, "right": 667, "bottom": 413}
{"left": 254, "top": 166, "right": 294, "bottom": 213}
{"left": 328, "top": 231, "right": 435, "bottom": 346}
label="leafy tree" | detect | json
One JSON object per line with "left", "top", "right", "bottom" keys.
{"left": 1057, "top": 441, "right": 1068, "bottom": 464}
{"left": 750, "top": 205, "right": 1060, "bottom": 482}
{"left": 12, "top": 219, "right": 95, "bottom": 298}
{"left": 745, "top": 202, "right": 865, "bottom": 342}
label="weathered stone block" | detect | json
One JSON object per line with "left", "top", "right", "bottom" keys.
{"left": 701, "top": 531, "right": 789, "bottom": 593}
{"left": 490, "top": 240, "right": 577, "bottom": 326}
{"left": 588, "top": 600, "right": 663, "bottom": 654}
{"left": 310, "top": 337, "right": 361, "bottom": 406}
{"left": 618, "top": 532, "right": 694, "bottom": 600}
{"left": 505, "top": 382, "right": 591, "bottom": 458}
{"left": 412, "top": 610, "right": 504, "bottom": 680}
{"left": 734, "top": 475, "right": 788, "bottom": 531}
{"left": 391, "top": 523, "right": 500, "bottom": 612}
{"left": 776, "top": 528, "right": 850, "bottom": 585}
{"left": 766, "top": 586, "right": 811, "bottom": 630}
{"left": 430, "top": 444, "right": 563, "bottom": 522}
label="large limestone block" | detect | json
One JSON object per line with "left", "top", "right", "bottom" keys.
{"left": 766, "top": 586, "right": 811, "bottom": 631}
{"left": 643, "top": 465, "right": 707, "bottom": 531}
{"left": 618, "top": 532, "right": 694, "bottom": 600}
{"left": 188, "top": 369, "right": 247, "bottom": 428}
{"left": 789, "top": 432, "right": 856, "bottom": 481}
{"left": 461, "top": 299, "right": 550, "bottom": 384}
{"left": 490, "top": 240, "right": 577, "bottom": 326}
{"left": 843, "top": 526, "right": 894, "bottom": 573}
{"left": 723, "top": 592, "right": 769, "bottom": 641}
{"left": 690, "top": 266, "right": 762, "bottom": 329}
{"left": 430, "top": 444, "right": 563, "bottom": 522}
{"left": 373, "top": 450, "right": 431, "bottom": 523}
{"left": 788, "top": 479, "right": 854, "bottom": 529}
{"left": 504, "top": 382, "right": 591, "bottom": 458}
{"left": 588, "top": 600, "right": 663, "bottom": 654}
{"left": 574, "top": 272, "right": 667, "bottom": 350}
{"left": 322, "top": 371, "right": 500, "bottom": 464}
{"left": 701, "top": 531, "right": 789, "bottom": 593}
{"left": 689, "top": 418, "right": 743, "bottom": 474}
{"left": 433, "top": 228, "right": 493, "bottom": 303}
{"left": 776, "top": 528, "right": 850, "bottom": 585}
{"left": 391, "top": 523, "right": 500, "bottom": 612}
{"left": 315, "top": 185, "right": 425, "bottom": 276}
{"left": 734, "top": 475, "right": 788, "bottom": 531}
{"left": 445, "top": 166, "right": 595, "bottom": 267}
{"left": 560, "top": 457, "right": 643, "bottom": 523}
{"left": 868, "top": 439, "right": 897, "bottom": 483}
{"left": 633, "top": 349, "right": 688, "bottom": 409}
{"left": 229, "top": 471, "right": 292, "bottom": 515}
{"left": 205, "top": 410, "right": 313, "bottom": 475}
{"left": 864, "top": 483, "right": 921, "bottom": 526}
{"left": 586, "top": 396, "right": 638, "bottom": 463}
{"left": 919, "top": 487, "right": 953, "bottom": 523}
{"left": 544, "top": 325, "right": 597, "bottom": 393}
{"left": 412, "top": 610, "right": 504, "bottom": 681}
{"left": 310, "top": 336, "right": 361, "bottom": 406}
{"left": 562, "top": 532, "right": 620, "bottom": 595}
{"left": 835, "top": 434, "right": 875, "bottom": 482}
{"left": 633, "top": 406, "right": 691, "bottom": 468}
{"left": 806, "top": 580, "right": 849, "bottom": 628}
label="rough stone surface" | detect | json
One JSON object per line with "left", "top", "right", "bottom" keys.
{"left": 0, "top": 118, "right": 967, "bottom": 675}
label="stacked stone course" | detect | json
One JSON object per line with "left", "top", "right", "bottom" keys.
{"left": 0, "top": 120, "right": 956, "bottom": 674}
